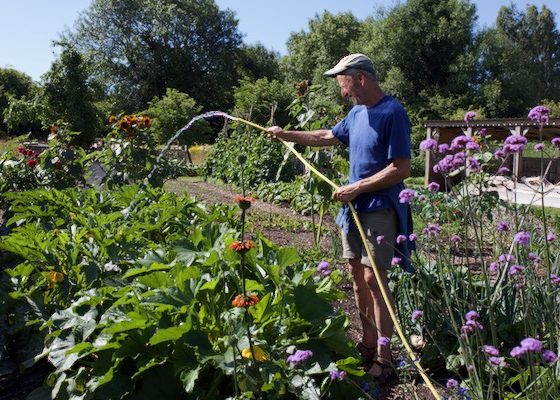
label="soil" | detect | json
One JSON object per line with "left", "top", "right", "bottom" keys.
{"left": 0, "top": 179, "right": 442, "bottom": 400}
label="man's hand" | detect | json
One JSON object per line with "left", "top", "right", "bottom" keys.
{"left": 266, "top": 126, "right": 284, "bottom": 141}
{"left": 332, "top": 183, "right": 361, "bottom": 202}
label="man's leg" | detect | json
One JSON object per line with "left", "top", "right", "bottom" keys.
{"left": 363, "top": 267, "right": 395, "bottom": 362}
{"left": 348, "top": 258, "right": 378, "bottom": 353}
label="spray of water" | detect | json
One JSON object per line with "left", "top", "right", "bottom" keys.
{"left": 121, "top": 111, "right": 239, "bottom": 218}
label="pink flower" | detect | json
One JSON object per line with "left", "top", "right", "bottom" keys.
{"left": 391, "top": 257, "right": 402, "bottom": 266}
{"left": 376, "top": 235, "right": 384, "bottom": 245}
{"left": 446, "top": 378, "right": 459, "bottom": 389}
{"left": 408, "top": 233, "right": 417, "bottom": 242}
{"left": 547, "top": 233, "right": 557, "bottom": 242}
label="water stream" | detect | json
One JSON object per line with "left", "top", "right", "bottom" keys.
{"left": 121, "top": 111, "right": 237, "bottom": 218}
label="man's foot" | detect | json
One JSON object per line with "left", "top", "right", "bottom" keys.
{"left": 367, "top": 356, "right": 397, "bottom": 385}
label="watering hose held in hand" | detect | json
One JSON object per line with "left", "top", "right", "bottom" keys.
{"left": 231, "top": 116, "right": 441, "bottom": 400}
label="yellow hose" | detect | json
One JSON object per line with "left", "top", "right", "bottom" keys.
{"left": 232, "top": 116, "right": 441, "bottom": 400}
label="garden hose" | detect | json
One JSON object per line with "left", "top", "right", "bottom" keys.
{"left": 231, "top": 116, "right": 441, "bottom": 400}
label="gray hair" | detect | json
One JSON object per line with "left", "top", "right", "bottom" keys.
{"left": 342, "top": 67, "right": 378, "bottom": 82}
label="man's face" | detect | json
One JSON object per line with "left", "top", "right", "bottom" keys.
{"left": 336, "top": 74, "right": 364, "bottom": 105}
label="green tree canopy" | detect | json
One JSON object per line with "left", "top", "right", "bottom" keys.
{"left": 231, "top": 78, "right": 294, "bottom": 127}
{"left": 65, "top": 0, "right": 243, "bottom": 112}
{"left": 145, "top": 88, "right": 212, "bottom": 147}
{"left": 476, "top": 4, "right": 560, "bottom": 117}
{"left": 0, "top": 68, "right": 39, "bottom": 135}
{"left": 237, "top": 44, "right": 282, "bottom": 82}
{"left": 353, "top": 0, "right": 477, "bottom": 118}
{"left": 280, "top": 11, "right": 362, "bottom": 85}
{"left": 41, "top": 44, "right": 101, "bottom": 145}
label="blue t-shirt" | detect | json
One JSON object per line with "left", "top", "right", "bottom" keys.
{"left": 332, "top": 95, "right": 415, "bottom": 272}
{"left": 332, "top": 95, "right": 411, "bottom": 212}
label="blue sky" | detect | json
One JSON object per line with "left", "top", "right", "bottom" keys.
{"left": 1, "top": 0, "right": 559, "bottom": 82}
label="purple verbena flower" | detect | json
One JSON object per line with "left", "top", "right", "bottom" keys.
{"left": 534, "top": 143, "right": 544, "bottom": 151}
{"left": 498, "top": 253, "right": 515, "bottom": 263}
{"left": 547, "top": 233, "right": 557, "bottom": 242}
{"left": 510, "top": 346, "right": 526, "bottom": 358}
{"left": 412, "top": 310, "right": 423, "bottom": 322}
{"left": 483, "top": 345, "right": 500, "bottom": 357}
{"left": 489, "top": 356, "right": 509, "bottom": 368}
{"left": 451, "top": 135, "right": 470, "bottom": 150}
{"left": 466, "top": 140, "right": 480, "bottom": 151}
{"left": 391, "top": 257, "right": 402, "bottom": 266}
{"left": 464, "top": 111, "right": 477, "bottom": 123}
{"left": 446, "top": 378, "right": 459, "bottom": 389}
{"left": 496, "top": 220, "right": 510, "bottom": 233}
{"left": 528, "top": 252, "right": 541, "bottom": 264}
{"left": 497, "top": 166, "right": 510, "bottom": 174}
{"left": 420, "top": 138, "right": 438, "bottom": 151}
{"left": 550, "top": 273, "right": 560, "bottom": 285}
{"left": 513, "top": 231, "right": 530, "bottom": 246}
{"left": 503, "top": 135, "right": 528, "bottom": 154}
{"left": 399, "top": 189, "right": 417, "bottom": 204}
{"left": 396, "top": 234, "right": 407, "bottom": 244}
{"left": 489, "top": 262, "right": 499, "bottom": 275}
{"left": 552, "top": 137, "right": 560, "bottom": 149}
{"left": 422, "top": 223, "right": 441, "bottom": 237}
{"left": 376, "top": 235, "right": 384, "bottom": 245}
{"left": 287, "top": 349, "right": 313, "bottom": 365}
{"left": 543, "top": 350, "right": 557, "bottom": 363}
{"left": 408, "top": 233, "right": 417, "bottom": 242}
{"left": 438, "top": 143, "right": 450, "bottom": 153}
{"left": 508, "top": 264, "right": 525, "bottom": 276}
{"left": 377, "top": 336, "right": 390, "bottom": 346}
{"left": 468, "top": 157, "right": 481, "bottom": 172}
{"left": 427, "top": 182, "right": 440, "bottom": 193}
{"left": 528, "top": 105, "right": 550, "bottom": 124}
{"left": 450, "top": 234, "right": 462, "bottom": 243}
{"left": 329, "top": 369, "right": 347, "bottom": 381}
{"left": 465, "top": 311, "right": 480, "bottom": 321}
{"left": 317, "top": 261, "right": 332, "bottom": 277}
{"left": 520, "top": 338, "right": 542, "bottom": 352}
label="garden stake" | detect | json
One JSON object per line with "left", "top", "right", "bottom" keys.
{"left": 227, "top": 115, "right": 441, "bottom": 400}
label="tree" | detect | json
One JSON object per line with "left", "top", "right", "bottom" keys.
{"left": 42, "top": 44, "right": 101, "bottom": 145}
{"left": 280, "top": 11, "right": 362, "bottom": 85}
{"left": 231, "top": 78, "right": 294, "bottom": 127}
{"left": 0, "top": 68, "right": 39, "bottom": 135}
{"left": 145, "top": 88, "right": 212, "bottom": 161}
{"left": 65, "top": 0, "right": 243, "bottom": 112}
{"left": 237, "top": 44, "right": 281, "bottom": 82}
{"left": 476, "top": 4, "right": 560, "bottom": 116}
{"left": 353, "top": 0, "right": 477, "bottom": 118}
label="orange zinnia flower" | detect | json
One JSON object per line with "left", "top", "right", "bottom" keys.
{"left": 229, "top": 240, "right": 255, "bottom": 253}
{"left": 45, "top": 271, "right": 64, "bottom": 289}
{"left": 142, "top": 116, "right": 152, "bottom": 127}
{"left": 234, "top": 195, "right": 255, "bottom": 210}
{"left": 108, "top": 115, "right": 117, "bottom": 124}
{"left": 119, "top": 119, "right": 131, "bottom": 130}
{"left": 232, "top": 293, "right": 260, "bottom": 308}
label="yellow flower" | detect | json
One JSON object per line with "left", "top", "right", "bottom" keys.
{"left": 241, "top": 345, "right": 268, "bottom": 362}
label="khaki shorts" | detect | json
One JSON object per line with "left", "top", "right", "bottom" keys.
{"left": 340, "top": 208, "right": 397, "bottom": 269}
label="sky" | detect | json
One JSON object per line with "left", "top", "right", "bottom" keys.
{"left": 1, "top": 0, "right": 559, "bottom": 82}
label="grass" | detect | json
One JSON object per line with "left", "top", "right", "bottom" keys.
{"left": 0, "top": 134, "right": 29, "bottom": 154}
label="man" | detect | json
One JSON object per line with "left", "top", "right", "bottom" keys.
{"left": 267, "top": 53, "right": 414, "bottom": 382}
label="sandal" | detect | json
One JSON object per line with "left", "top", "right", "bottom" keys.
{"left": 356, "top": 342, "right": 376, "bottom": 361}
{"left": 367, "top": 356, "right": 397, "bottom": 385}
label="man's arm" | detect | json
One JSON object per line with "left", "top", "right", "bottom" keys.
{"left": 332, "top": 157, "right": 411, "bottom": 203}
{"left": 267, "top": 126, "right": 340, "bottom": 147}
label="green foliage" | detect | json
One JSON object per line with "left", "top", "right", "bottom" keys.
{"left": 0, "top": 185, "right": 364, "bottom": 399}
{"left": 65, "top": 0, "right": 243, "bottom": 111}
{"left": 280, "top": 11, "right": 361, "bottom": 85}
{"left": 204, "top": 123, "right": 297, "bottom": 188}
{"left": 0, "top": 68, "right": 40, "bottom": 135}
{"left": 91, "top": 114, "right": 187, "bottom": 187}
{"left": 353, "top": 0, "right": 477, "bottom": 117}
{"left": 237, "top": 44, "right": 282, "bottom": 82}
{"left": 42, "top": 44, "right": 102, "bottom": 146}
{"left": 232, "top": 78, "right": 294, "bottom": 127}
{"left": 475, "top": 4, "right": 560, "bottom": 117}
{"left": 145, "top": 88, "right": 212, "bottom": 146}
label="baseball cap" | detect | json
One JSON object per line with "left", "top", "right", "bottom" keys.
{"left": 324, "top": 53, "right": 377, "bottom": 77}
